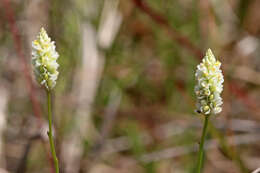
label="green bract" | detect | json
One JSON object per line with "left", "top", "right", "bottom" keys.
{"left": 195, "top": 49, "right": 224, "bottom": 115}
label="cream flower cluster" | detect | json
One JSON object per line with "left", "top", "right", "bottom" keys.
{"left": 195, "top": 49, "right": 224, "bottom": 115}
{"left": 32, "top": 28, "right": 59, "bottom": 90}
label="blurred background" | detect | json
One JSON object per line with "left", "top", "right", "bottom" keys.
{"left": 0, "top": 0, "right": 260, "bottom": 172}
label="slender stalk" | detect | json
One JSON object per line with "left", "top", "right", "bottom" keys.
{"left": 196, "top": 115, "right": 209, "bottom": 173}
{"left": 47, "top": 91, "right": 59, "bottom": 173}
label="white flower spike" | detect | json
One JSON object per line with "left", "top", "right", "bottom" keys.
{"left": 195, "top": 49, "right": 224, "bottom": 115}
{"left": 32, "top": 28, "right": 59, "bottom": 90}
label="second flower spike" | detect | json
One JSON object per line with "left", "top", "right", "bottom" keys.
{"left": 195, "top": 49, "right": 224, "bottom": 115}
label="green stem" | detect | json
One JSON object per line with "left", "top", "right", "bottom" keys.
{"left": 47, "top": 91, "right": 59, "bottom": 173}
{"left": 196, "top": 115, "right": 209, "bottom": 173}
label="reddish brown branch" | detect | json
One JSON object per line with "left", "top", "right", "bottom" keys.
{"left": 132, "top": 0, "right": 204, "bottom": 59}
{"left": 228, "top": 82, "right": 258, "bottom": 111}
{"left": 132, "top": 0, "right": 259, "bottom": 112}
{"left": 3, "top": 0, "right": 42, "bottom": 126}
{"left": 3, "top": 0, "right": 55, "bottom": 172}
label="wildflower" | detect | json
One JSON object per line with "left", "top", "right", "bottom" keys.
{"left": 32, "top": 28, "right": 59, "bottom": 90}
{"left": 195, "top": 49, "right": 224, "bottom": 115}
